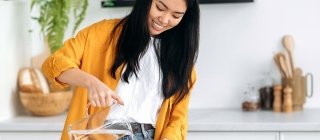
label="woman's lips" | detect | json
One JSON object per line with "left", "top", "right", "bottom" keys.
{"left": 152, "top": 20, "right": 164, "bottom": 31}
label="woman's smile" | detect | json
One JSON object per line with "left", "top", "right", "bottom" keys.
{"left": 152, "top": 20, "right": 164, "bottom": 31}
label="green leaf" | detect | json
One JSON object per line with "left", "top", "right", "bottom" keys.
{"left": 30, "top": 0, "right": 88, "bottom": 53}
{"left": 72, "top": 0, "right": 88, "bottom": 35}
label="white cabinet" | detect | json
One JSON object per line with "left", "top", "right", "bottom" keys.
{"left": 0, "top": 132, "right": 60, "bottom": 140}
{"left": 188, "top": 132, "right": 320, "bottom": 140}
{"left": 280, "top": 132, "right": 320, "bottom": 140}
{"left": 0, "top": 112, "right": 66, "bottom": 140}
{"left": 187, "top": 132, "right": 279, "bottom": 140}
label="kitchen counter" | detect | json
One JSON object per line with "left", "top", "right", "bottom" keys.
{"left": 188, "top": 108, "right": 320, "bottom": 132}
{"left": 1, "top": 109, "right": 320, "bottom": 132}
{"left": 0, "top": 113, "right": 66, "bottom": 132}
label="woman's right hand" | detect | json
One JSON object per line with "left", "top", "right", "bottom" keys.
{"left": 57, "top": 68, "right": 124, "bottom": 107}
{"left": 85, "top": 76, "right": 124, "bottom": 107}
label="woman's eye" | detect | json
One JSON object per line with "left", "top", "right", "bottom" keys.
{"left": 156, "top": 5, "right": 164, "bottom": 11}
{"left": 173, "top": 15, "right": 181, "bottom": 19}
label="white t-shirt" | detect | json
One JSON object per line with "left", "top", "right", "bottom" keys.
{"left": 107, "top": 38, "right": 164, "bottom": 126}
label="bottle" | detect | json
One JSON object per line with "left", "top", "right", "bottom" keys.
{"left": 259, "top": 72, "right": 274, "bottom": 110}
{"left": 283, "top": 85, "right": 293, "bottom": 113}
{"left": 273, "top": 84, "right": 282, "bottom": 112}
{"left": 242, "top": 84, "right": 260, "bottom": 111}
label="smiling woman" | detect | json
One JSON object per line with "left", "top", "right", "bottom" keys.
{"left": 102, "top": 0, "right": 253, "bottom": 7}
{"left": 42, "top": 0, "right": 199, "bottom": 139}
{"left": 147, "top": 0, "right": 187, "bottom": 36}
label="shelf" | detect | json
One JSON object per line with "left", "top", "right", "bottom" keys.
{"left": 101, "top": 0, "right": 254, "bottom": 7}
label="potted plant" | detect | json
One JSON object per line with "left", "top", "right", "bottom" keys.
{"left": 31, "top": 0, "right": 89, "bottom": 53}
{"left": 17, "top": 0, "right": 89, "bottom": 116}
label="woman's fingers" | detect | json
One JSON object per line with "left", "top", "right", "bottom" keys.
{"left": 101, "top": 85, "right": 123, "bottom": 106}
{"left": 94, "top": 82, "right": 109, "bottom": 107}
{"left": 98, "top": 90, "right": 106, "bottom": 107}
{"left": 87, "top": 78, "right": 124, "bottom": 107}
{"left": 88, "top": 89, "right": 97, "bottom": 107}
{"left": 90, "top": 92, "right": 123, "bottom": 107}
{"left": 111, "top": 93, "right": 124, "bottom": 105}
{"left": 93, "top": 87, "right": 103, "bottom": 107}
{"left": 89, "top": 86, "right": 101, "bottom": 107}
{"left": 106, "top": 93, "right": 114, "bottom": 106}
{"left": 90, "top": 98, "right": 97, "bottom": 107}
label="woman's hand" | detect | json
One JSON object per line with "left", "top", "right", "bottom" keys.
{"left": 57, "top": 68, "right": 124, "bottom": 107}
{"left": 85, "top": 76, "right": 124, "bottom": 107}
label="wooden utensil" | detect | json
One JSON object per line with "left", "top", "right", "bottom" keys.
{"left": 292, "top": 68, "right": 304, "bottom": 111}
{"left": 282, "top": 35, "right": 295, "bottom": 73}
{"left": 273, "top": 55, "right": 285, "bottom": 78}
{"left": 284, "top": 51, "right": 293, "bottom": 79}
{"left": 278, "top": 54, "right": 290, "bottom": 78}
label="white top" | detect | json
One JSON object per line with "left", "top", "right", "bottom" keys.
{"left": 108, "top": 38, "right": 164, "bottom": 126}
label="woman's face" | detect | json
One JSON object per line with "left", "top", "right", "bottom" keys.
{"left": 148, "top": 0, "right": 187, "bottom": 36}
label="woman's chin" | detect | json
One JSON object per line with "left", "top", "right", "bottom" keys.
{"left": 150, "top": 29, "right": 162, "bottom": 36}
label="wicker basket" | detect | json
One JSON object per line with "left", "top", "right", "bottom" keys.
{"left": 19, "top": 90, "right": 73, "bottom": 116}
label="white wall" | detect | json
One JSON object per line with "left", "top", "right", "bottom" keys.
{"left": 1, "top": 0, "right": 319, "bottom": 120}
{"left": 191, "top": 0, "right": 320, "bottom": 109}
{"left": 78, "top": 0, "right": 319, "bottom": 109}
{"left": 0, "top": 0, "right": 31, "bottom": 120}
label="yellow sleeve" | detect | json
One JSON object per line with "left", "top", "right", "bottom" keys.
{"left": 161, "top": 68, "right": 197, "bottom": 140}
{"left": 41, "top": 29, "right": 87, "bottom": 88}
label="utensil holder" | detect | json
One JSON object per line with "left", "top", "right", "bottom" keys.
{"left": 281, "top": 71, "right": 313, "bottom": 111}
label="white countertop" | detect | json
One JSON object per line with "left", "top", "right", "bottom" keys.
{"left": 1, "top": 109, "right": 320, "bottom": 132}
{"left": 188, "top": 108, "right": 320, "bottom": 132}
{"left": 0, "top": 113, "right": 66, "bottom": 132}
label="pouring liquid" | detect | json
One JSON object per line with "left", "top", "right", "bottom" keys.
{"left": 68, "top": 104, "right": 137, "bottom": 140}
{"left": 69, "top": 129, "right": 131, "bottom": 140}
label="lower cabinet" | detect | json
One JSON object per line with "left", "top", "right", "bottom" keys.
{"left": 280, "top": 132, "right": 320, "bottom": 140}
{"left": 187, "top": 132, "right": 279, "bottom": 140}
{"left": 188, "top": 132, "right": 320, "bottom": 140}
{"left": 1, "top": 131, "right": 320, "bottom": 140}
{"left": 0, "top": 132, "right": 60, "bottom": 140}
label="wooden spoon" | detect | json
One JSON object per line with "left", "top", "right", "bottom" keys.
{"left": 283, "top": 51, "right": 293, "bottom": 78}
{"left": 279, "top": 54, "right": 290, "bottom": 78}
{"left": 273, "top": 54, "right": 285, "bottom": 78}
{"left": 282, "top": 35, "right": 295, "bottom": 72}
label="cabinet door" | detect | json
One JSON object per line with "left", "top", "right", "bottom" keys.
{"left": 188, "top": 132, "right": 279, "bottom": 140}
{"left": 0, "top": 132, "right": 60, "bottom": 140}
{"left": 281, "top": 132, "right": 320, "bottom": 140}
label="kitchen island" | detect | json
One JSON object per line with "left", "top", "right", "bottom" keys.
{"left": 1, "top": 109, "right": 320, "bottom": 140}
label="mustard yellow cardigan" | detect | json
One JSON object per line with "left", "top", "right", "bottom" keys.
{"left": 42, "top": 19, "right": 196, "bottom": 140}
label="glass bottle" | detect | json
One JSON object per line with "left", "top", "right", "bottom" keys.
{"left": 242, "top": 83, "right": 260, "bottom": 111}
{"left": 259, "top": 72, "right": 274, "bottom": 110}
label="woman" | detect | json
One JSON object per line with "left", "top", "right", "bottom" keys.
{"left": 42, "top": 0, "right": 199, "bottom": 139}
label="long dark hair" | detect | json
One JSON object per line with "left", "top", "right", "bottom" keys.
{"left": 110, "top": 0, "right": 200, "bottom": 102}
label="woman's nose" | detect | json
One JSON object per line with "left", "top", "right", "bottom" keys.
{"left": 158, "top": 13, "right": 170, "bottom": 25}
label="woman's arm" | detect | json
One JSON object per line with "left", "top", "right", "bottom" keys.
{"left": 57, "top": 68, "right": 123, "bottom": 107}
{"left": 42, "top": 21, "right": 123, "bottom": 107}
